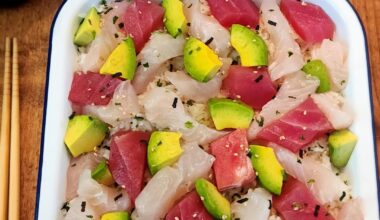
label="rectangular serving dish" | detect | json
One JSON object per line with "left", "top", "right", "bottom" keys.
{"left": 35, "top": 0, "right": 380, "bottom": 219}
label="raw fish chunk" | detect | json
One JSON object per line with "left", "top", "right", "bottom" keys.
{"left": 142, "top": 87, "right": 226, "bottom": 145}
{"left": 248, "top": 71, "right": 319, "bottom": 140}
{"left": 132, "top": 33, "right": 185, "bottom": 94}
{"left": 311, "top": 39, "right": 348, "bottom": 92}
{"left": 257, "top": 97, "right": 333, "bottom": 152}
{"left": 183, "top": 0, "right": 231, "bottom": 57}
{"left": 260, "top": 0, "right": 304, "bottom": 80}
{"left": 69, "top": 72, "right": 122, "bottom": 106}
{"left": 272, "top": 144, "right": 349, "bottom": 204}
{"left": 273, "top": 176, "right": 334, "bottom": 220}
{"left": 83, "top": 81, "right": 141, "bottom": 126}
{"left": 207, "top": 0, "right": 260, "bottom": 28}
{"left": 311, "top": 92, "right": 353, "bottom": 130}
{"left": 210, "top": 129, "right": 255, "bottom": 191}
{"left": 121, "top": 0, "right": 164, "bottom": 52}
{"left": 231, "top": 188, "right": 272, "bottom": 220}
{"left": 280, "top": 0, "right": 335, "bottom": 44}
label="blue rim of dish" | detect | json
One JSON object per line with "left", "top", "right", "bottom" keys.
{"left": 34, "top": 0, "right": 379, "bottom": 219}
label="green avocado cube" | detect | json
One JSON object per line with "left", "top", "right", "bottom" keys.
{"left": 100, "top": 37, "right": 137, "bottom": 80}
{"left": 328, "top": 129, "right": 357, "bottom": 169}
{"left": 147, "top": 131, "right": 183, "bottom": 175}
{"left": 195, "top": 178, "right": 231, "bottom": 220}
{"left": 184, "top": 37, "right": 223, "bottom": 82}
{"left": 101, "top": 211, "right": 130, "bottom": 220}
{"left": 74, "top": 7, "right": 101, "bottom": 46}
{"left": 162, "top": 0, "right": 187, "bottom": 37}
{"left": 91, "top": 160, "right": 114, "bottom": 186}
{"left": 302, "top": 60, "right": 331, "bottom": 93}
{"left": 208, "top": 98, "right": 254, "bottom": 130}
{"left": 250, "top": 145, "right": 284, "bottom": 195}
{"left": 231, "top": 24, "right": 268, "bottom": 67}
{"left": 64, "top": 115, "right": 109, "bottom": 158}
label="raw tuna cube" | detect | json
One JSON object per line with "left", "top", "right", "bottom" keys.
{"left": 222, "top": 66, "right": 277, "bottom": 110}
{"left": 165, "top": 191, "right": 213, "bottom": 220}
{"left": 280, "top": 0, "right": 335, "bottom": 44}
{"left": 109, "top": 131, "right": 150, "bottom": 204}
{"left": 68, "top": 71, "right": 122, "bottom": 106}
{"left": 273, "top": 177, "right": 334, "bottom": 220}
{"left": 121, "top": 0, "right": 164, "bottom": 52}
{"left": 207, "top": 0, "right": 260, "bottom": 28}
{"left": 210, "top": 129, "right": 255, "bottom": 191}
{"left": 257, "top": 97, "right": 333, "bottom": 152}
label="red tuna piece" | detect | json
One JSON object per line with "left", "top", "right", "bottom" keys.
{"left": 210, "top": 129, "right": 255, "bottom": 191}
{"left": 121, "top": 0, "right": 164, "bottom": 52}
{"left": 273, "top": 177, "right": 334, "bottom": 220}
{"left": 280, "top": 0, "right": 335, "bottom": 44}
{"left": 68, "top": 71, "right": 122, "bottom": 106}
{"left": 222, "top": 66, "right": 277, "bottom": 110}
{"left": 109, "top": 131, "right": 150, "bottom": 204}
{"left": 257, "top": 97, "right": 333, "bottom": 152}
{"left": 166, "top": 191, "right": 213, "bottom": 220}
{"left": 207, "top": 0, "right": 260, "bottom": 28}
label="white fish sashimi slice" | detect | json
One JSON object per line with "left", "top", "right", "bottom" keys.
{"left": 133, "top": 143, "right": 215, "bottom": 220}
{"left": 132, "top": 33, "right": 185, "bottom": 94}
{"left": 231, "top": 188, "right": 272, "bottom": 220}
{"left": 132, "top": 167, "right": 183, "bottom": 220}
{"left": 166, "top": 70, "right": 222, "bottom": 103}
{"left": 83, "top": 81, "right": 140, "bottom": 126}
{"left": 183, "top": 0, "right": 231, "bottom": 57}
{"left": 260, "top": 0, "right": 304, "bottom": 80}
{"left": 311, "top": 92, "right": 353, "bottom": 130}
{"left": 177, "top": 142, "right": 215, "bottom": 190}
{"left": 272, "top": 144, "right": 349, "bottom": 204}
{"left": 62, "top": 197, "right": 99, "bottom": 220}
{"left": 337, "top": 198, "right": 364, "bottom": 220}
{"left": 77, "top": 169, "right": 131, "bottom": 214}
{"left": 248, "top": 71, "right": 319, "bottom": 140}
{"left": 142, "top": 87, "right": 226, "bottom": 145}
{"left": 66, "top": 153, "right": 103, "bottom": 201}
{"left": 165, "top": 58, "right": 232, "bottom": 103}
{"left": 311, "top": 39, "right": 348, "bottom": 91}
{"left": 79, "top": 1, "right": 129, "bottom": 72}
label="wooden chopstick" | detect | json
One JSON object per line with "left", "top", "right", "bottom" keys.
{"left": 0, "top": 37, "right": 12, "bottom": 220}
{"left": 8, "top": 37, "right": 20, "bottom": 220}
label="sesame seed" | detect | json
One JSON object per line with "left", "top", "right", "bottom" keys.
{"left": 192, "top": 213, "right": 198, "bottom": 218}
{"left": 236, "top": 95, "right": 241, "bottom": 99}
{"left": 200, "top": 196, "right": 204, "bottom": 201}
{"left": 174, "top": 217, "right": 179, "bottom": 220}
{"left": 222, "top": 215, "right": 227, "bottom": 220}
{"left": 303, "top": 110, "right": 307, "bottom": 115}
{"left": 225, "top": 144, "right": 230, "bottom": 148}
{"left": 280, "top": 136, "right": 285, "bottom": 140}
{"left": 254, "top": 154, "right": 259, "bottom": 158}
{"left": 234, "top": 153, "right": 238, "bottom": 156}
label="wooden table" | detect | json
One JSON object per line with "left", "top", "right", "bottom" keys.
{"left": 0, "top": 0, "right": 379, "bottom": 219}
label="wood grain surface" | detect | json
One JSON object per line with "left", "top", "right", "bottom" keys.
{"left": 0, "top": 0, "right": 378, "bottom": 219}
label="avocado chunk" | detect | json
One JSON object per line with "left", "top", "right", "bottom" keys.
{"left": 101, "top": 211, "right": 130, "bottom": 220}
{"left": 231, "top": 24, "right": 268, "bottom": 67}
{"left": 195, "top": 178, "right": 231, "bottom": 220}
{"left": 328, "top": 129, "right": 357, "bottom": 169}
{"left": 100, "top": 37, "right": 137, "bottom": 80}
{"left": 184, "top": 37, "right": 223, "bottom": 82}
{"left": 91, "top": 160, "right": 114, "bottom": 186}
{"left": 302, "top": 60, "right": 331, "bottom": 93}
{"left": 74, "top": 7, "right": 101, "bottom": 46}
{"left": 250, "top": 145, "right": 284, "bottom": 195}
{"left": 64, "top": 115, "right": 108, "bottom": 157}
{"left": 208, "top": 98, "right": 254, "bottom": 130}
{"left": 162, "top": 0, "right": 187, "bottom": 37}
{"left": 147, "top": 131, "right": 183, "bottom": 175}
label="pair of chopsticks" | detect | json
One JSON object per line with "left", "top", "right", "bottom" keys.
{"left": 0, "top": 37, "right": 20, "bottom": 220}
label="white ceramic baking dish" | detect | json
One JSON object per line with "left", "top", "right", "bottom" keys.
{"left": 34, "top": 0, "right": 380, "bottom": 219}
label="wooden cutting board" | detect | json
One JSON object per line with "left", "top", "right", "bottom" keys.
{"left": 0, "top": 0, "right": 378, "bottom": 219}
